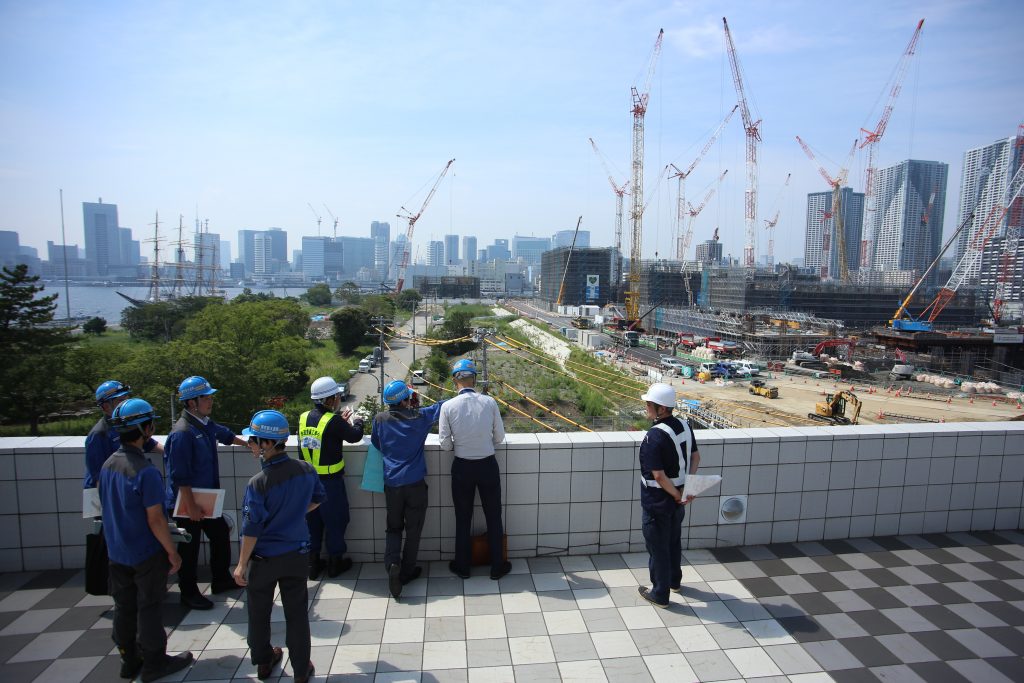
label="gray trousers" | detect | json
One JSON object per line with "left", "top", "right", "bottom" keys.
{"left": 384, "top": 480, "right": 428, "bottom": 578}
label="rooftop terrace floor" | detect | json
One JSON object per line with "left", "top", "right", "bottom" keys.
{"left": 1, "top": 530, "right": 1022, "bottom": 682}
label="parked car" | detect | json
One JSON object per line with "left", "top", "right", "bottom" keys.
{"left": 732, "top": 360, "right": 761, "bottom": 376}
{"left": 411, "top": 370, "right": 426, "bottom": 385}
{"left": 358, "top": 359, "right": 372, "bottom": 373}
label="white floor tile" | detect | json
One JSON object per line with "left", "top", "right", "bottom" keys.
{"left": 0, "top": 608, "right": 66, "bottom": 636}
{"left": 589, "top": 629, "right": 640, "bottom": 658}
{"left": 621, "top": 553, "right": 648, "bottom": 568}
{"left": 347, "top": 597, "right": 389, "bottom": 620}
{"left": 426, "top": 595, "right": 465, "bottom": 618}
{"left": 688, "top": 600, "right": 738, "bottom": 624}
{"left": 724, "top": 646, "right": 784, "bottom": 678}
{"left": 422, "top": 640, "right": 467, "bottom": 670}
{"left": 668, "top": 624, "right": 719, "bottom": 652}
{"left": 598, "top": 569, "right": 639, "bottom": 587}
{"left": 559, "top": 659, "right": 608, "bottom": 682}
{"left": 374, "top": 672, "right": 421, "bottom": 683}
{"left": 0, "top": 589, "right": 51, "bottom": 612}
{"left": 501, "top": 592, "right": 540, "bottom": 614}
{"left": 7, "top": 630, "right": 81, "bottom": 663}
{"left": 743, "top": 619, "right": 796, "bottom": 646}
{"left": 331, "top": 643, "right": 380, "bottom": 674}
{"left": 573, "top": 588, "right": 614, "bottom": 610}
{"left": 468, "top": 665, "right": 515, "bottom": 683}
{"left": 382, "top": 617, "right": 425, "bottom": 644}
{"left": 617, "top": 606, "right": 662, "bottom": 630}
{"left": 466, "top": 614, "right": 507, "bottom": 639}
{"left": 508, "top": 635, "right": 555, "bottom": 664}
{"left": 643, "top": 653, "right": 697, "bottom": 683}
{"left": 204, "top": 622, "right": 248, "bottom": 649}
{"left": 532, "top": 572, "right": 570, "bottom": 592}
{"left": 543, "top": 609, "right": 588, "bottom": 635}
{"left": 706, "top": 579, "right": 754, "bottom": 600}
{"left": 463, "top": 577, "right": 500, "bottom": 595}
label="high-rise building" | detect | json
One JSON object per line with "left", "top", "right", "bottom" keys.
{"left": 695, "top": 239, "right": 723, "bottom": 265}
{"left": 219, "top": 240, "right": 232, "bottom": 271}
{"left": 552, "top": 229, "right": 591, "bottom": 249}
{"left": 253, "top": 233, "right": 274, "bottom": 275}
{"left": 45, "top": 240, "right": 88, "bottom": 277}
{"left": 195, "top": 231, "right": 221, "bottom": 276}
{"left": 238, "top": 230, "right": 259, "bottom": 274}
{"left": 486, "top": 239, "right": 511, "bottom": 261}
{"left": 427, "top": 240, "right": 445, "bottom": 267}
{"left": 371, "top": 221, "right": 390, "bottom": 277}
{"left": 337, "top": 236, "right": 376, "bottom": 277}
{"left": 512, "top": 236, "right": 551, "bottom": 266}
{"left": 804, "top": 188, "right": 865, "bottom": 278}
{"left": 301, "top": 236, "right": 328, "bottom": 278}
{"left": 389, "top": 235, "right": 408, "bottom": 280}
{"left": 83, "top": 200, "right": 121, "bottom": 275}
{"left": 955, "top": 134, "right": 1024, "bottom": 283}
{"left": 979, "top": 235, "right": 1024, "bottom": 305}
{"left": 0, "top": 231, "right": 19, "bottom": 269}
{"left": 443, "top": 234, "right": 459, "bottom": 265}
{"left": 462, "top": 236, "right": 477, "bottom": 265}
{"left": 868, "top": 160, "right": 948, "bottom": 280}
{"left": 265, "top": 228, "right": 288, "bottom": 271}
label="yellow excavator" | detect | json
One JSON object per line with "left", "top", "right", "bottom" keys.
{"left": 809, "top": 390, "right": 862, "bottom": 425}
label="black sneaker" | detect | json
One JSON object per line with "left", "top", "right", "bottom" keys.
{"left": 637, "top": 586, "right": 669, "bottom": 609}
{"left": 490, "top": 561, "right": 513, "bottom": 581}
{"left": 308, "top": 557, "right": 326, "bottom": 581}
{"left": 387, "top": 563, "right": 402, "bottom": 600}
{"left": 327, "top": 555, "right": 353, "bottom": 578}
{"left": 400, "top": 566, "right": 422, "bottom": 585}
{"left": 448, "top": 561, "right": 470, "bottom": 579}
{"left": 670, "top": 585, "right": 682, "bottom": 593}
{"left": 210, "top": 579, "right": 240, "bottom": 594}
{"left": 179, "top": 592, "right": 214, "bottom": 610}
{"left": 117, "top": 648, "right": 143, "bottom": 680}
{"left": 141, "top": 652, "right": 194, "bottom": 683}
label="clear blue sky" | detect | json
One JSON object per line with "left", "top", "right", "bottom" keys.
{"left": 2, "top": 0, "right": 1021, "bottom": 265}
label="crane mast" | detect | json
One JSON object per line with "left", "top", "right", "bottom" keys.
{"left": 763, "top": 173, "right": 791, "bottom": 267}
{"left": 723, "top": 18, "right": 761, "bottom": 268}
{"left": 993, "top": 126, "right": 1024, "bottom": 322}
{"left": 625, "top": 28, "right": 663, "bottom": 325}
{"left": 588, "top": 137, "right": 630, "bottom": 300}
{"left": 680, "top": 170, "right": 729, "bottom": 259}
{"left": 796, "top": 136, "right": 856, "bottom": 281}
{"left": 395, "top": 159, "right": 455, "bottom": 293}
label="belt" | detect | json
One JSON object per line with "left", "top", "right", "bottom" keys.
{"left": 640, "top": 475, "right": 685, "bottom": 488}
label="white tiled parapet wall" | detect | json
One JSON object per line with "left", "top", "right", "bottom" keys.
{"left": 0, "top": 422, "right": 1022, "bottom": 571}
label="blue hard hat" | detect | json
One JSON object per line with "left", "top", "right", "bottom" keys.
{"left": 110, "top": 398, "right": 159, "bottom": 431}
{"left": 178, "top": 376, "right": 217, "bottom": 402}
{"left": 383, "top": 380, "right": 412, "bottom": 406}
{"left": 95, "top": 380, "right": 131, "bottom": 405}
{"left": 241, "top": 410, "right": 290, "bottom": 441}
{"left": 451, "top": 359, "right": 477, "bottom": 377}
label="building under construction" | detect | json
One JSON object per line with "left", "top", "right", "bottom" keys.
{"left": 411, "top": 275, "right": 480, "bottom": 298}
{"left": 539, "top": 247, "right": 613, "bottom": 306}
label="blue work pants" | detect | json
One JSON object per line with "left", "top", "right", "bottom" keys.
{"left": 642, "top": 504, "right": 685, "bottom": 604}
{"left": 307, "top": 475, "right": 349, "bottom": 559}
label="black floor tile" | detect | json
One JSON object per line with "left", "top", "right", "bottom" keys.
{"left": 0, "top": 634, "right": 35, "bottom": 665}
{"left": 765, "top": 543, "right": 805, "bottom": 559}
{"left": 871, "top": 536, "right": 912, "bottom": 552}
{"left": 907, "top": 660, "right": 972, "bottom": 683}
{"left": 854, "top": 587, "right": 906, "bottom": 611}
{"left": 710, "top": 547, "right": 747, "bottom": 563}
{"left": 979, "top": 601, "right": 1024, "bottom": 627}
{"left": 918, "top": 533, "right": 963, "bottom": 549}
{"left": 739, "top": 577, "right": 785, "bottom": 598}
{"left": 846, "top": 610, "right": 903, "bottom": 637}
{"left": 917, "top": 547, "right": 962, "bottom": 564}
{"left": 980, "top": 626, "right": 1024, "bottom": 656}
{"left": 753, "top": 559, "right": 796, "bottom": 577}
{"left": 828, "top": 668, "right": 882, "bottom": 683}
{"left": 33, "top": 585, "right": 89, "bottom": 609}
{"left": 63, "top": 628, "right": 116, "bottom": 658}
{"left": 975, "top": 560, "right": 1024, "bottom": 581}
{"left": 915, "top": 582, "right": 970, "bottom": 605}
{"left": 965, "top": 530, "right": 1011, "bottom": 546}
{"left": 840, "top": 636, "right": 901, "bottom": 667}
{"left": 19, "top": 569, "right": 78, "bottom": 590}
{"left": 986, "top": 656, "right": 1024, "bottom": 683}
{"left": 81, "top": 654, "right": 124, "bottom": 683}
{"left": 776, "top": 615, "right": 832, "bottom": 642}
{"left": 792, "top": 592, "right": 843, "bottom": 616}
{"left": 860, "top": 568, "right": 907, "bottom": 588}
{"left": 0, "top": 659, "right": 51, "bottom": 680}
{"left": 917, "top": 563, "right": 966, "bottom": 583}
{"left": 911, "top": 630, "right": 979, "bottom": 661}
{"left": 803, "top": 572, "right": 848, "bottom": 593}
{"left": 0, "top": 612, "right": 19, "bottom": 632}
{"left": 975, "top": 579, "right": 1024, "bottom": 601}
{"left": 818, "top": 539, "right": 860, "bottom": 556}
{"left": 42, "top": 606, "right": 108, "bottom": 632}
{"left": 911, "top": 605, "right": 973, "bottom": 631}
{"left": 810, "top": 554, "right": 854, "bottom": 572}
{"left": 863, "top": 552, "right": 909, "bottom": 569}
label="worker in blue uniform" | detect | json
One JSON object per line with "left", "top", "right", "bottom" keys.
{"left": 371, "top": 380, "right": 445, "bottom": 600}
{"left": 636, "top": 383, "right": 700, "bottom": 608}
{"left": 299, "top": 376, "right": 364, "bottom": 580}
{"left": 234, "top": 410, "right": 324, "bottom": 683}
{"left": 165, "top": 375, "right": 248, "bottom": 610}
{"left": 99, "top": 398, "right": 194, "bottom": 682}
{"left": 84, "top": 380, "right": 162, "bottom": 489}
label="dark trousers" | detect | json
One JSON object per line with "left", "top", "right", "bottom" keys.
{"left": 642, "top": 505, "right": 685, "bottom": 604}
{"left": 384, "top": 480, "right": 428, "bottom": 578}
{"left": 176, "top": 515, "right": 231, "bottom": 595}
{"left": 246, "top": 550, "right": 311, "bottom": 678}
{"left": 109, "top": 551, "right": 169, "bottom": 661}
{"left": 451, "top": 455, "right": 504, "bottom": 572}
{"left": 307, "top": 475, "right": 349, "bottom": 559}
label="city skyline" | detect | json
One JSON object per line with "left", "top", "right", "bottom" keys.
{"left": 2, "top": 1, "right": 1022, "bottom": 265}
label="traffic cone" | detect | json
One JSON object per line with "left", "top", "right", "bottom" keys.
{"left": 993, "top": 401, "right": 998, "bottom": 407}
{"left": 969, "top": 397, "right": 974, "bottom": 404}
{"left": 877, "top": 409, "right": 885, "bottom": 419}
{"left": 940, "top": 417, "right": 945, "bottom": 423}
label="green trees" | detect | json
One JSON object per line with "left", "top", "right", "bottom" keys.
{"left": 334, "top": 282, "right": 362, "bottom": 306}
{"left": 331, "top": 307, "right": 371, "bottom": 355}
{"left": 0, "top": 266, "right": 77, "bottom": 434}
{"left": 304, "top": 283, "right": 333, "bottom": 307}
{"left": 83, "top": 316, "right": 107, "bottom": 335}
{"left": 120, "top": 296, "right": 221, "bottom": 341}
{"left": 395, "top": 289, "right": 423, "bottom": 311}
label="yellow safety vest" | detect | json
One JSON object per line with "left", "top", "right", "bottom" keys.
{"left": 298, "top": 411, "right": 344, "bottom": 475}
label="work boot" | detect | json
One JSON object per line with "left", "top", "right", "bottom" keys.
{"left": 327, "top": 555, "right": 352, "bottom": 578}
{"left": 179, "top": 591, "right": 214, "bottom": 610}
{"left": 117, "top": 646, "right": 143, "bottom": 680}
{"left": 308, "top": 556, "right": 326, "bottom": 581}
{"left": 387, "top": 563, "right": 402, "bottom": 600}
{"left": 257, "top": 646, "right": 283, "bottom": 680}
{"left": 140, "top": 651, "right": 194, "bottom": 683}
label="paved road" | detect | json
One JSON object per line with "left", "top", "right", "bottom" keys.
{"left": 343, "top": 311, "right": 428, "bottom": 410}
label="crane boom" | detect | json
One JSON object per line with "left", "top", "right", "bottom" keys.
{"left": 763, "top": 173, "right": 791, "bottom": 267}
{"left": 795, "top": 136, "right": 856, "bottom": 281}
{"left": 993, "top": 125, "right": 1024, "bottom": 322}
{"left": 323, "top": 204, "right": 339, "bottom": 239}
{"left": 307, "top": 203, "right": 322, "bottom": 236}
{"left": 395, "top": 159, "right": 455, "bottom": 293}
{"left": 680, "top": 170, "right": 729, "bottom": 258}
{"left": 859, "top": 19, "right": 925, "bottom": 268}
{"left": 588, "top": 138, "right": 630, "bottom": 297}
{"left": 723, "top": 17, "right": 761, "bottom": 268}
{"left": 556, "top": 216, "right": 584, "bottom": 307}
{"left": 625, "top": 28, "right": 664, "bottom": 325}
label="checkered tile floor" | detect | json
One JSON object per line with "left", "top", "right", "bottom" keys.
{"left": 1, "top": 530, "right": 1022, "bottom": 682}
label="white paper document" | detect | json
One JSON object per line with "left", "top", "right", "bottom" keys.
{"left": 82, "top": 488, "right": 101, "bottom": 518}
{"left": 682, "top": 474, "right": 723, "bottom": 499}
{"left": 173, "top": 488, "right": 226, "bottom": 519}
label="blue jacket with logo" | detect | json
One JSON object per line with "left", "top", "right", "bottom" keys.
{"left": 371, "top": 402, "right": 445, "bottom": 487}
{"left": 164, "top": 412, "right": 236, "bottom": 510}
{"left": 99, "top": 445, "right": 165, "bottom": 566}
{"left": 84, "top": 416, "right": 157, "bottom": 489}
{"left": 241, "top": 453, "right": 326, "bottom": 557}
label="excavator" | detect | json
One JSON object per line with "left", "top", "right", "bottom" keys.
{"left": 809, "top": 390, "right": 862, "bottom": 425}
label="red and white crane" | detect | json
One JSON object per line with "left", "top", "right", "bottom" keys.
{"left": 859, "top": 19, "right": 925, "bottom": 269}
{"left": 796, "top": 136, "right": 857, "bottom": 282}
{"left": 668, "top": 105, "right": 738, "bottom": 260}
{"left": 588, "top": 137, "right": 630, "bottom": 297}
{"left": 625, "top": 28, "right": 664, "bottom": 326}
{"left": 395, "top": 159, "right": 455, "bottom": 293}
{"left": 679, "top": 170, "right": 729, "bottom": 260}
{"left": 723, "top": 17, "right": 761, "bottom": 268}
{"left": 762, "top": 173, "right": 791, "bottom": 268}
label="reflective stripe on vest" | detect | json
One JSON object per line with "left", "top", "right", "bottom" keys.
{"left": 298, "top": 411, "right": 343, "bottom": 475}
{"left": 640, "top": 421, "right": 690, "bottom": 488}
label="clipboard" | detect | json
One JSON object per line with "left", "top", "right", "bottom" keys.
{"left": 682, "top": 474, "right": 723, "bottom": 499}
{"left": 83, "top": 488, "right": 101, "bottom": 518}
{"left": 173, "top": 488, "right": 225, "bottom": 519}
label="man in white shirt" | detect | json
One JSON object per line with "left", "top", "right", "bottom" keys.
{"left": 438, "top": 359, "right": 510, "bottom": 580}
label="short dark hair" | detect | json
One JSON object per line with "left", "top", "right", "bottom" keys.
{"left": 118, "top": 418, "right": 153, "bottom": 443}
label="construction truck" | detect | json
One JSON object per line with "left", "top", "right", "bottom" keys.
{"left": 748, "top": 380, "right": 778, "bottom": 399}
{"left": 570, "top": 316, "right": 592, "bottom": 329}
{"left": 808, "top": 391, "right": 862, "bottom": 425}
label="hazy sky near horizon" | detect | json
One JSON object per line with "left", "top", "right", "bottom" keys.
{"left": 2, "top": 0, "right": 1022, "bottom": 265}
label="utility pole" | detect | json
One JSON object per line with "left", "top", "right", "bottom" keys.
{"left": 378, "top": 316, "right": 386, "bottom": 401}
{"left": 412, "top": 305, "right": 417, "bottom": 365}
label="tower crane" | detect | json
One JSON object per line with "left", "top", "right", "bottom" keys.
{"left": 588, "top": 137, "right": 630, "bottom": 299}
{"left": 796, "top": 136, "right": 857, "bottom": 282}
{"left": 307, "top": 203, "right": 322, "bottom": 237}
{"left": 993, "top": 125, "right": 1024, "bottom": 323}
{"left": 625, "top": 28, "right": 664, "bottom": 327}
{"left": 668, "top": 105, "right": 739, "bottom": 260}
{"left": 680, "top": 170, "right": 729, "bottom": 260}
{"left": 556, "top": 216, "right": 584, "bottom": 307}
{"left": 859, "top": 19, "right": 925, "bottom": 269}
{"left": 395, "top": 159, "right": 455, "bottom": 293}
{"left": 723, "top": 17, "right": 761, "bottom": 268}
{"left": 762, "top": 173, "right": 791, "bottom": 267}
{"left": 323, "top": 204, "right": 339, "bottom": 239}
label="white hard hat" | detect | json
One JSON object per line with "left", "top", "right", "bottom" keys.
{"left": 641, "top": 383, "right": 676, "bottom": 408}
{"left": 311, "top": 376, "right": 342, "bottom": 400}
